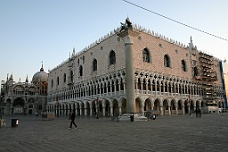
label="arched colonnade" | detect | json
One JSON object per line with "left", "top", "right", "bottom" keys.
{"left": 47, "top": 96, "right": 204, "bottom": 117}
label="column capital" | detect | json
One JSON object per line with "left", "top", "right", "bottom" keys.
{"left": 117, "top": 29, "right": 140, "bottom": 44}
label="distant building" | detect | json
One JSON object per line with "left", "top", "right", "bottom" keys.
{"left": 46, "top": 18, "right": 225, "bottom": 117}
{"left": 222, "top": 62, "right": 228, "bottom": 109}
{"left": 0, "top": 65, "right": 48, "bottom": 115}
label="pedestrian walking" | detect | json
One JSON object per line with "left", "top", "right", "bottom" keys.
{"left": 69, "top": 111, "right": 77, "bottom": 129}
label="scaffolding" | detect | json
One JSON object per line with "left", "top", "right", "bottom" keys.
{"left": 198, "top": 52, "right": 218, "bottom": 107}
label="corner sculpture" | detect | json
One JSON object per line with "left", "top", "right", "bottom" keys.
{"left": 120, "top": 17, "right": 132, "bottom": 31}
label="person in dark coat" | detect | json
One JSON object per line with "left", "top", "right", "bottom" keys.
{"left": 69, "top": 111, "right": 77, "bottom": 129}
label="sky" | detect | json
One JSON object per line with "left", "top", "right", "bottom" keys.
{"left": 1, "top": 0, "right": 228, "bottom": 85}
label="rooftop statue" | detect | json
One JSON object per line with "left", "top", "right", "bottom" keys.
{"left": 120, "top": 17, "right": 132, "bottom": 31}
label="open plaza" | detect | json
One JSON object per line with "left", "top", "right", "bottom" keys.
{"left": 0, "top": 113, "right": 227, "bottom": 152}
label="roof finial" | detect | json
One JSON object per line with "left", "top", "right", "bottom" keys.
{"left": 189, "top": 36, "right": 194, "bottom": 50}
{"left": 40, "top": 61, "right": 44, "bottom": 71}
{"left": 26, "top": 75, "right": 28, "bottom": 83}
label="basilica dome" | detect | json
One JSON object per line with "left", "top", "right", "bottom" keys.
{"left": 32, "top": 65, "right": 48, "bottom": 84}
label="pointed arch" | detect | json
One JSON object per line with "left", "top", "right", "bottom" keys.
{"left": 142, "top": 48, "right": 151, "bottom": 63}
{"left": 194, "top": 66, "right": 199, "bottom": 76}
{"left": 164, "top": 54, "right": 171, "bottom": 68}
{"left": 92, "top": 59, "right": 97, "bottom": 71}
{"left": 79, "top": 65, "right": 83, "bottom": 76}
{"left": 181, "top": 59, "right": 187, "bottom": 72}
{"left": 109, "top": 50, "right": 116, "bottom": 65}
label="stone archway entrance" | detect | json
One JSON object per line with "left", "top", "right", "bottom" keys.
{"left": 135, "top": 98, "right": 141, "bottom": 113}
{"left": 13, "top": 98, "right": 25, "bottom": 114}
{"left": 163, "top": 100, "right": 169, "bottom": 115}
{"left": 105, "top": 100, "right": 110, "bottom": 116}
{"left": 113, "top": 100, "right": 118, "bottom": 116}
{"left": 121, "top": 99, "right": 127, "bottom": 114}
{"left": 144, "top": 98, "right": 151, "bottom": 111}
{"left": 27, "top": 98, "right": 35, "bottom": 115}
{"left": 170, "top": 100, "right": 175, "bottom": 115}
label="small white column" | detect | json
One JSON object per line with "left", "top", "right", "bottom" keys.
{"left": 84, "top": 108, "right": 87, "bottom": 116}
{"left": 90, "top": 107, "right": 93, "bottom": 116}
{"left": 119, "top": 107, "right": 122, "bottom": 115}
{"left": 182, "top": 106, "right": 185, "bottom": 115}
{"left": 110, "top": 106, "right": 113, "bottom": 117}
{"left": 175, "top": 104, "right": 178, "bottom": 115}
{"left": 168, "top": 106, "right": 171, "bottom": 115}
{"left": 103, "top": 107, "right": 105, "bottom": 116}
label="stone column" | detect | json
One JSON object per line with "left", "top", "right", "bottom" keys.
{"left": 146, "top": 80, "right": 148, "bottom": 94}
{"left": 182, "top": 105, "right": 185, "bottom": 115}
{"left": 140, "top": 78, "right": 143, "bottom": 93}
{"left": 175, "top": 103, "right": 178, "bottom": 115}
{"left": 119, "top": 106, "right": 122, "bottom": 115}
{"left": 168, "top": 105, "right": 171, "bottom": 115}
{"left": 155, "top": 80, "right": 157, "bottom": 94}
{"left": 84, "top": 108, "right": 87, "bottom": 116}
{"left": 110, "top": 106, "right": 113, "bottom": 117}
{"left": 159, "top": 84, "right": 162, "bottom": 95}
{"left": 118, "top": 29, "right": 139, "bottom": 113}
{"left": 188, "top": 102, "right": 191, "bottom": 114}
{"left": 160, "top": 102, "right": 163, "bottom": 116}
{"left": 114, "top": 81, "right": 117, "bottom": 95}
{"left": 160, "top": 106, "right": 163, "bottom": 116}
{"left": 79, "top": 108, "right": 81, "bottom": 116}
{"left": 141, "top": 106, "right": 144, "bottom": 116}
{"left": 103, "top": 107, "right": 105, "bottom": 116}
{"left": 90, "top": 106, "right": 93, "bottom": 116}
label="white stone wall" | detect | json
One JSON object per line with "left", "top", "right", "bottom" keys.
{"left": 132, "top": 32, "right": 191, "bottom": 79}
{"left": 47, "top": 27, "right": 224, "bottom": 110}
{"left": 48, "top": 34, "right": 126, "bottom": 93}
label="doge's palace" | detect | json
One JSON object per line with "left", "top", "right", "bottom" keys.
{"left": 47, "top": 18, "right": 225, "bottom": 117}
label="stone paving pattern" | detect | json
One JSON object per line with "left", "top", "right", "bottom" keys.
{"left": 0, "top": 113, "right": 228, "bottom": 152}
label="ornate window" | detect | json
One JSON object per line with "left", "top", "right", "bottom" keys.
{"left": 51, "top": 79, "right": 53, "bottom": 87}
{"left": 82, "top": 56, "right": 85, "bottom": 63}
{"left": 70, "top": 70, "right": 74, "bottom": 82}
{"left": 181, "top": 60, "right": 187, "bottom": 72}
{"left": 109, "top": 50, "right": 116, "bottom": 65}
{"left": 164, "top": 54, "right": 171, "bottom": 68}
{"left": 57, "top": 77, "right": 59, "bottom": 85}
{"left": 93, "top": 59, "right": 97, "bottom": 71}
{"left": 79, "top": 65, "right": 83, "bottom": 76}
{"left": 194, "top": 67, "right": 199, "bottom": 76}
{"left": 63, "top": 73, "right": 66, "bottom": 83}
{"left": 142, "top": 48, "right": 150, "bottom": 63}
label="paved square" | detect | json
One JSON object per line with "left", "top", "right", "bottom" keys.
{"left": 0, "top": 113, "right": 228, "bottom": 152}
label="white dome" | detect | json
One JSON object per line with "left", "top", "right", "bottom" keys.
{"left": 32, "top": 66, "right": 48, "bottom": 84}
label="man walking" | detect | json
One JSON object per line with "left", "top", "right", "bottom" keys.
{"left": 69, "top": 111, "right": 77, "bottom": 129}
